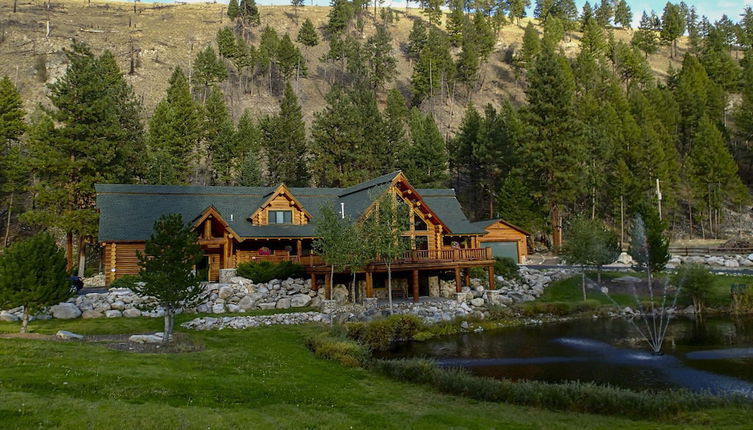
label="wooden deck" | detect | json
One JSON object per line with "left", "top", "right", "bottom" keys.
{"left": 241, "top": 248, "right": 493, "bottom": 270}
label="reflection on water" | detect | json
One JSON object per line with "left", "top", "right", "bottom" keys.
{"left": 384, "top": 317, "right": 753, "bottom": 396}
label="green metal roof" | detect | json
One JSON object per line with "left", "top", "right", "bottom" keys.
{"left": 96, "top": 172, "right": 485, "bottom": 242}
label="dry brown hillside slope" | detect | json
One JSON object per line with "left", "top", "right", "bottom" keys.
{"left": 0, "top": 0, "right": 690, "bottom": 134}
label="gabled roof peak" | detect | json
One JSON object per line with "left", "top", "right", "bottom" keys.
{"left": 337, "top": 171, "right": 402, "bottom": 198}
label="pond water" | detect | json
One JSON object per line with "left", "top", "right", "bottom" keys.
{"left": 384, "top": 317, "right": 753, "bottom": 397}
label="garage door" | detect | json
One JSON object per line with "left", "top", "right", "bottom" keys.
{"left": 485, "top": 241, "right": 519, "bottom": 263}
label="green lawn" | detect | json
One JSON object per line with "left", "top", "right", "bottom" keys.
{"left": 0, "top": 316, "right": 751, "bottom": 429}
{"left": 536, "top": 271, "right": 753, "bottom": 309}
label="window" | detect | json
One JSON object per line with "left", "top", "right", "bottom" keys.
{"left": 414, "top": 213, "right": 428, "bottom": 231}
{"left": 268, "top": 210, "right": 293, "bottom": 224}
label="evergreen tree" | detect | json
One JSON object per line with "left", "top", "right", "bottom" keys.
{"left": 25, "top": 42, "right": 145, "bottom": 274}
{"left": 297, "top": 18, "right": 320, "bottom": 49}
{"left": 217, "top": 27, "right": 239, "bottom": 60}
{"left": 136, "top": 214, "right": 204, "bottom": 344}
{"left": 261, "top": 82, "right": 309, "bottom": 186}
{"left": 403, "top": 108, "right": 448, "bottom": 187}
{"left": 734, "top": 52, "right": 753, "bottom": 150}
{"left": 660, "top": 2, "right": 685, "bottom": 58}
{"left": 192, "top": 46, "right": 228, "bottom": 100}
{"left": 741, "top": 7, "right": 753, "bottom": 50}
{"left": 632, "top": 11, "right": 659, "bottom": 58}
{"left": 542, "top": 16, "right": 565, "bottom": 48}
{"left": 419, "top": 0, "right": 443, "bottom": 26}
{"left": 291, "top": 0, "right": 305, "bottom": 22}
{"left": 203, "top": 87, "right": 230, "bottom": 185}
{"left": 521, "top": 45, "right": 583, "bottom": 247}
{"left": 235, "top": 109, "right": 263, "bottom": 186}
{"left": 0, "top": 233, "right": 70, "bottom": 333}
{"left": 383, "top": 88, "right": 409, "bottom": 168}
{"left": 365, "top": 25, "right": 397, "bottom": 90}
{"left": 497, "top": 175, "right": 541, "bottom": 232}
{"left": 613, "top": 0, "right": 632, "bottom": 28}
{"left": 0, "top": 76, "right": 25, "bottom": 146}
{"left": 0, "top": 76, "right": 28, "bottom": 248}
{"left": 410, "top": 29, "right": 453, "bottom": 103}
{"left": 327, "top": 0, "right": 352, "bottom": 35}
{"left": 580, "top": 18, "right": 607, "bottom": 58}
{"left": 580, "top": 1, "right": 594, "bottom": 30}
{"left": 517, "top": 22, "right": 541, "bottom": 70}
{"left": 240, "top": 0, "right": 261, "bottom": 26}
{"left": 446, "top": 0, "right": 466, "bottom": 47}
{"left": 277, "top": 33, "right": 307, "bottom": 82}
{"left": 594, "top": 0, "right": 613, "bottom": 27}
{"left": 227, "top": 0, "right": 240, "bottom": 20}
{"left": 506, "top": 0, "right": 530, "bottom": 24}
{"left": 146, "top": 68, "right": 201, "bottom": 185}
{"left": 406, "top": 18, "right": 428, "bottom": 62}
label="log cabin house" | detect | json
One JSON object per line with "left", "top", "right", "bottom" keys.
{"left": 96, "top": 171, "right": 498, "bottom": 301}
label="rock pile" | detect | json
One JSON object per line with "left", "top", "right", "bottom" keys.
{"left": 667, "top": 254, "right": 753, "bottom": 269}
{"left": 182, "top": 311, "right": 329, "bottom": 330}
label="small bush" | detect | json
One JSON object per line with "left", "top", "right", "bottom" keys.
{"left": 494, "top": 257, "right": 520, "bottom": 280}
{"left": 487, "top": 304, "right": 514, "bottom": 320}
{"left": 347, "top": 314, "right": 425, "bottom": 351}
{"left": 372, "top": 359, "right": 747, "bottom": 419}
{"left": 110, "top": 274, "right": 142, "bottom": 290}
{"left": 236, "top": 260, "right": 305, "bottom": 283}
{"left": 731, "top": 284, "right": 753, "bottom": 314}
{"left": 673, "top": 263, "right": 714, "bottom": 313}
{"left": 305, "top": 333, "right": 369, "bottom": 368}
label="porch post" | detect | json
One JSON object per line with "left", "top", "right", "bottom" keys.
{"left": 296, "top": 239, "right": 302, "bottom": 256}
{"left": 464, "top": 269, "right": 471, "bottom": 289}
{"left": 411, "top": 269, "right": 419, "bottom": 302}
{"left": 365, "top": 271, "right": 374, "bottom": 298}
{"left": 488, "top": 265, "right": 495, "bottom": 290}
{"left": 325, "top": 271, "right": 332, "bottom": 300}
{"left": 454, "top": 266, "right": 461, "bottom": 293}
{"left": 311, "top": 272, "right": 318, "bottom": 292}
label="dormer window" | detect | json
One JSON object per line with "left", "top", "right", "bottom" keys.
{"left": 269, "top": 210, "right": 293, "bottom": 224}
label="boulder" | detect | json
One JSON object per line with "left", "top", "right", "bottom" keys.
{"left": 110, "top": 300, "right": 126, "bottom": 310}
{"left": 219, "top": 269, "right": 237, "bottom": 283}
{"left": 237, "top": 296, "right": 256, "bottom": 311}
{"left": 123, "top": 308, "right": 142, "bottom": 318}
{"left": 129, "top": 334, "right": 164, "bottom": 344}
{"left": 615, "top": 252, "right": 634, "bottom": 265}
{"left": 218, "top": 286, "right": 235, "bottom": 300}
{"left": 226, "top": 304, "right": 241, "bottom": 313}
{"left": 211, "top": 304, "right": 226, "bottom": 314}
{"left": 81, "top": 310, "right": 104, "bottom": 319}
{"left": 332, "top": 284, "right": 349, "bottom": 304}
{"left": 470, "top": 298, "right": 485, "bottom": 307}
{"left": 748, "top": 253, "right": 753, "bottom": 261}
{"left": 276, "top": 298, "right": 291, "bottom": 309}
{"left": 0, "top": 311, "right": 19, "bottom": 322}
{"left": 50, "top": 303, "right": 82, "bottom": 319}
{"left": 56, "top": 330, "right": 84, "bottom": 340}
{"left": 290, "top": 294, "right": 312, "bottom": 308}
{"left": 258, "top": 302, "right": 276, "bottom": 310}
{"left": 105, "top": 310, "right": 122, "bottom": 318}
{"left": 724, "top": 259, "right": 740, "bottom": 268}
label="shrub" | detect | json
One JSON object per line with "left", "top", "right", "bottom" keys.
{"left": 305, "top": 333, "right": 369, "bottom": 367}
{"left": 487, "top": 304, "right": 514, "bottom": 320}
{"left": 347, "top": 314, "right": 426, "bottom": 351}
{"left": 672, "top": 263, "right": 714, "bottom": 313}
{"left": 731, "top": 284, "right": 753, "bottom": 314}
{"left": 236, "top": 260, "right": 305, "bottom": 283}
{"left": 494, "top": 257, "right": 521, "bottom": 280}
{"left": 110, "top": 274, "right": 142, "bottom": 290}
{"left": 372, "top": 359, "right": 746, "bottom": 419}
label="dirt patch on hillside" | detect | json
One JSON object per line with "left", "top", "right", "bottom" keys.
{"left": 0, "top": 331, "right": 204, "bottom": 353}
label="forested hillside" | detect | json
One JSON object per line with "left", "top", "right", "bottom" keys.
{"left": 1, "top": 0, "right": 752, "bottom": 271}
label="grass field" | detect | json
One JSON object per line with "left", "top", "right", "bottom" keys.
{"left": 535, "top": 271, "right": 753, "bottom": 309}
{"left": 1, "top": 313, "right": 752, "bottom": 429}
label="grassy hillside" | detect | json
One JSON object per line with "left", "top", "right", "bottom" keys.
{"left": 0, "top": 0, "right": 697, "bottom": 133}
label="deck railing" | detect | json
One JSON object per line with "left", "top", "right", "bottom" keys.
{"left": 241, "top": 248, "right": 491, "bottom": 267}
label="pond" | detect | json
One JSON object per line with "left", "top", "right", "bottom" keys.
{"left": 384, "top": 317, "right": 753, "bottom": 397}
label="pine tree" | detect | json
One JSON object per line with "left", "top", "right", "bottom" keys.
{"left": 580, "top": 18, "right": 607, "bottom": 58}
{"left": 235, "top": 109, "right": 263, "bottom": 186}
{"left": 0, "top": 76, "right": 27, "bottom": 248}
{"left": 580, "top": 1, "right": 594, "bottom": 30}
{"left": 203, "top": 87, "right": 230, "bottom": 185}
{"left": 192, "top": 46, "right": 228, "bottom": 100}
{"left": 217, "top": 27, "right": 239, "bottom": 59}
{"left": 613, "top": 0, "right": 632, "bottom": 28}
{"left": 446, "top": 0, "right": 466, "bottom": 47}
{"left": 594, "top": 0, "right": 613, "bottom": 27}
{"left": 365, "top": 25, "right": 397, "bottom": 89}
{"left": 406, "top": 18, "right": 428, "bottom": 62}
{"left": 383, "top": 88, "right": 409, "bottom": 168}
{"left": 227, "top": 0, "right": 240, "bottom": 20}
{"left": 734, "top": 52, "right": 753, "bottom": 149}
{"left": 403, "top": 109, "right": 448, "bottom": 188}
{"left": 521, "top": 45, "right": 583, "bottom": 247}
{"left": 542, "top": 16, "right": 565, "bottom": 48}
{"left": 632, "top": 11, "right": 659, "bottom": 58}
{"left": 410, "top": 29, "right": 453, "bottom": 104}
{"left": 516, "top": 22, "right": 541, "bottom": 72}
{"left": 327, "top": 0, "right": 352, "bottom": 35}
{"left": 146, "top": 68, "right": 201, "bottom": 185}
{"left": 240, "top": 0, "right": 261, "bottom": 26}
{"left": 277, "top": 33, "right": 307, "bottom": 82}
{"left": 291, "top": 0, "right": 305, "bottom": 23}
{"left": 24, "top": 42, "right": 145, "bottom": 274}
{"left": 297, "top": 18, "right": 320, "bottom": 49}
{"left": 506, "top": 0, "right": 530, "bottom": 24}
{"left": 419, "top": 0, "right": 443, "bottom": 26}
{"left": 261, "top": 82, "right": 309, "bottom": 186}
{"left": 660, "top": 2, "right": 685, "bottom": 58}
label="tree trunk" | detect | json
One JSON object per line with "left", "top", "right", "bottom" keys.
{"left": 66, "top": 231, "right": 74, "bottom": 273}
{"left": 551, "top": 204, "right": 562, "bottom": 249}
{"left": 329, "top": 265, "right": 334, "bottom": 300}
{"left": 387, "top": 263, "right": 393, "bottom": 315}
{"left": 351, "top": 271, "right": 356, "bottom": 304}
{"left": 13, "top": 0, "right": 17, "bottom": 13}
{"left": 4, "top": 191, "right": 13, "bottom": 247}
{"left": 20, "top": 308, "right": 29, "bottom": 333}
{"left": 163, "top": 308, "right": 173, "bottom": 345}
{"left": 77, "top": 236, "right": 87, "bottom": 277}
{"left": 581, "top": 269, "right": 587, "bottom": 301}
